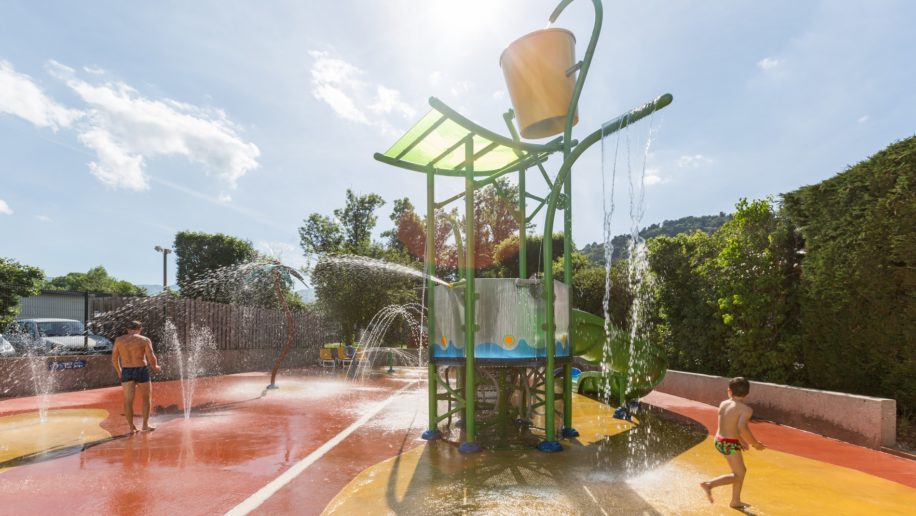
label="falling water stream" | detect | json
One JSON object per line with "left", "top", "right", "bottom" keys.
{"left": 599, "top": 108, "right": 659, "bottom": 469}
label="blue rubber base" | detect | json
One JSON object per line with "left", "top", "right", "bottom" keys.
{"left": 561, "top": 427, "right": 580, "bottom": 438}
{"left": 536, "top": 440, "right": 563, "bottom": 453}
{"left": 613, "top": 406, "right": 632, "bottom": 421}
{"left": 421, "top": 429, "right": 442, "bottom": 440}
{"left": 266, "top": 384, "right": 279, "bottom": 390}
{"left": 458, "top": 442, "right": 482, "bottom": 454}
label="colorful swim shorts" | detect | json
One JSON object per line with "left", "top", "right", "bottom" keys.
{"left": 714, "top": 436, "right": 742, "bottom": 455}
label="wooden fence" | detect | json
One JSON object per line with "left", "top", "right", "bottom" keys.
{"left": 89, "top": 296, "right": 337, "bottom": 353}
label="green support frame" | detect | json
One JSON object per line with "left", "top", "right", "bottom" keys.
{"left": 374, "top": 0, "right": 672, "bottom": 453}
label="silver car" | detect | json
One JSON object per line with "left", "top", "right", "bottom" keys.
{"left": 5, "top": 318, "right": 113, "bottom": 355}
{"left": 0, "top": 334, "right": 15, "bottom": 357}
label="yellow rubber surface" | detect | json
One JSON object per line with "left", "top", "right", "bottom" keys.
{"left": 0, "top": 409, "right": 110, "bottom": 473}
{"left": 323, "top": 395, "right": 916, "bottom": 515}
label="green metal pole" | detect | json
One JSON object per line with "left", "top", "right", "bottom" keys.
{"left": 539, "top": 93, "right": 672, "bottom": 451}
{"left": 424, "top": 166, "right": 440, "bottom": 440}
{"left": 461, "top": 136, "right": 480, "bottom": 453}
{"left": 503, "top": 109, "right": 527, "bottom": 280}
{"left": 562, "top": 145, "right": 575, "bottom": 434}
{"left": 538, "top": 0, "right": 606, "bottom": 451}
{"left": 519, "top": 169, "right": 527, "bottom": 279}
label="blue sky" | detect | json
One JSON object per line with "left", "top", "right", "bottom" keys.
{"left": 1, "top": 0, "right": 913, "bottom": 285}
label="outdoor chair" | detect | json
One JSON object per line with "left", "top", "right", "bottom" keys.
{"left": 335, "top": 346, "right": 353, "bottom": 367}
{"left": 319, "top": 348, "right": 336, "bottom": 368}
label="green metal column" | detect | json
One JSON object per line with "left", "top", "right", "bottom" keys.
{"left": 461, "top": 136, "right": 479, "bottom": 452}
{"left": 424, "top": 166, "right": 439, "bottom": 439}
{"left": 519, "top": 168, "right": 527, "bottom": 279}
{"left": 562, "top": 169, "right": 575, "bottom": 433}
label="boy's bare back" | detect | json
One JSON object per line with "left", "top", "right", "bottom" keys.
{"left": 716, "top": 398, "right": 752, "bottom": 441}
{"left": 113, "top": 335, "right": 153, "bottom": 368}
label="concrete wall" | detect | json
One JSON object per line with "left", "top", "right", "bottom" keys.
{"left": 654, "top": 370, "right": 896, "bottom": 449}
{"left": 0, "top": 347, "right": 322, "bottom": 399}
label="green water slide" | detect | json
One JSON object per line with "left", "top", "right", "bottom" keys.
{"left": 570, "top": 309, "right": 668, "bottom": 404}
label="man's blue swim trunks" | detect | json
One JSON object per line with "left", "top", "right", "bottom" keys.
{"left": 121, "top": 366, "right": 150, "bottom": 383}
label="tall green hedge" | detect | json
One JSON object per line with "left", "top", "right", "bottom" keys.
{"left": 647, "top": 136, "right": 914, "bottom": 414}
{"left": 782, "top": 136, "right": 915, "bottom": 413}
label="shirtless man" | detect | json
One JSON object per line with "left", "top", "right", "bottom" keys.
{"left": 700, "top": 377, "right": 765, "bottom": 510}
{"left": 111, "top": 320, "right": 161, "bottom": 433}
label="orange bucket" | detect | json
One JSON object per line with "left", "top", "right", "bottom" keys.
{"left": 500, "top": 28, "right": 578, "bottom": 139}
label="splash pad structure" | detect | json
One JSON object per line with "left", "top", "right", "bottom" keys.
{"left": 375, "top": 0, "right": 670, "bottom": 453}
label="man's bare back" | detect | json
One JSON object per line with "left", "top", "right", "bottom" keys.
{"left": 113, "top": 334, "right": 154, "bottom": 368}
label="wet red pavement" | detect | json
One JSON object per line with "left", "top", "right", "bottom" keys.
{"left": 0, "top": 370, "right": 428, "bottom": 516}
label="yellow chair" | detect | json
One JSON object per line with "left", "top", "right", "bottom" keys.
{"left": 319, "top": 348, "right": 336, "bottom": 368}
{"left": 335, "top": 346, "right": 353, "bottom": 367}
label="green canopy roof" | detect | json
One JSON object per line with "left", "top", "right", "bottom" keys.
{"left": 375, "top": 97, "right": 564, "bottom": 177}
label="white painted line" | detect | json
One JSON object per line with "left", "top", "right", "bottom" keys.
{"left": 225, "top": 382, "right": 417, "bottom": 516}
{"left": 583, "top": 485, "right": 609, "bottom": 516}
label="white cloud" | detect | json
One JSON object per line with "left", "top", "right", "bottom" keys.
{"left": 0, "top": 199, "right": 12, "bottom": 215}
{"left": 427, "top": 71, "right": 442, "bottom": 86}
{"left": 78, "top": 127, "right": 148, "bottom": 189}
{"left": 450, "top": 80, "right": 472, "bottom": 97}
{"left": 35, "top": 214, "right": 52, "bottom": 222}
{"left": 53, "top": 64, "right": 260, "bottom": 191}
{"left": 757, "top": 57, "right": 784, "bottom": 70}
{"left": 492, "top": 90, "right": 506, "bottom": 100}
{"left": 643, "top": 168, "right": 667, "bottom": 186}
{"left": 0, "top": 60, "right": 82, "bottom": 131}
{"left": 369, "top": 85, "right": 415, "bottom": 119}
{"left": 308, "top": 50, "right": 415, "bottom": 131}
{"left": 858, "top": 115, "right": 869, "bottom": 124}
{"left": 677, "top": 154, "right": 714, "bottom": 168}
{"left": 217, "top": 192, "right": 232, "bottom": 203}
{"left": 83, "top": 66, "right": 105, "bottom": 75}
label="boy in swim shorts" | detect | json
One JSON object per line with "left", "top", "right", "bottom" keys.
{"left": 111, "top": 320, "right": 161, "bottom": 433}
{"left": 700, "top": 377, "right": 765, "bottom": 510}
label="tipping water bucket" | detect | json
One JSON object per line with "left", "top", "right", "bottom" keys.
{"left": 500, "top": 28, "right": 578, "bottom": 139}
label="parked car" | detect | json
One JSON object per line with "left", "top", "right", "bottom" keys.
{"left": 0, "top": 334, "right": 15, "bottom": 357}
{"left": 4, "top": 318, "right": 113, "bottom": 355}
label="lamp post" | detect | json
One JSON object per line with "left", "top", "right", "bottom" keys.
{"left": 153, "top": 245, "right": 172, "bottom": 353}
{"left": 153, "top": 246, "right": 172, "bottom": 290}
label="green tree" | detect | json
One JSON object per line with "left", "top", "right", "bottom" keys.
{"left": 581, "top": 213, "right": 731, "bottom": 265}
{"left": 299, "top": 191, "right": 418, "bottom": 344}
{"left": 710, "top": 198, "right": 802, "bottom": 383}
{"left": 648, "top": 231, "right": 729, "bottom": 374}
{"left": 44, "top": 266, "right": 145, "bottom": 296}
{"left": 564, "top": 259, "right": 633, "bottom": 330}
{"left": 298, "top": 213, "right": 344, "bottom": 255}
{"left": 492, "top": 233, "right": 567, "bottom": 278}
{"left": 466, "top": 178, "right": 520, "bottom": 271}
{"left": 0, "top": 258, "right": 44, "bottom": 327}
{"left": 381, "top": 197, "right": 425, "bottom": 258}
{"left": 310, "top": 247, "right": 417, "bottom": 344}
{"left": 336, "top": 190, "right": 385, "bottom": 251}
{"left": 174, "top": 231, "right": 268, "bottom": 304}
